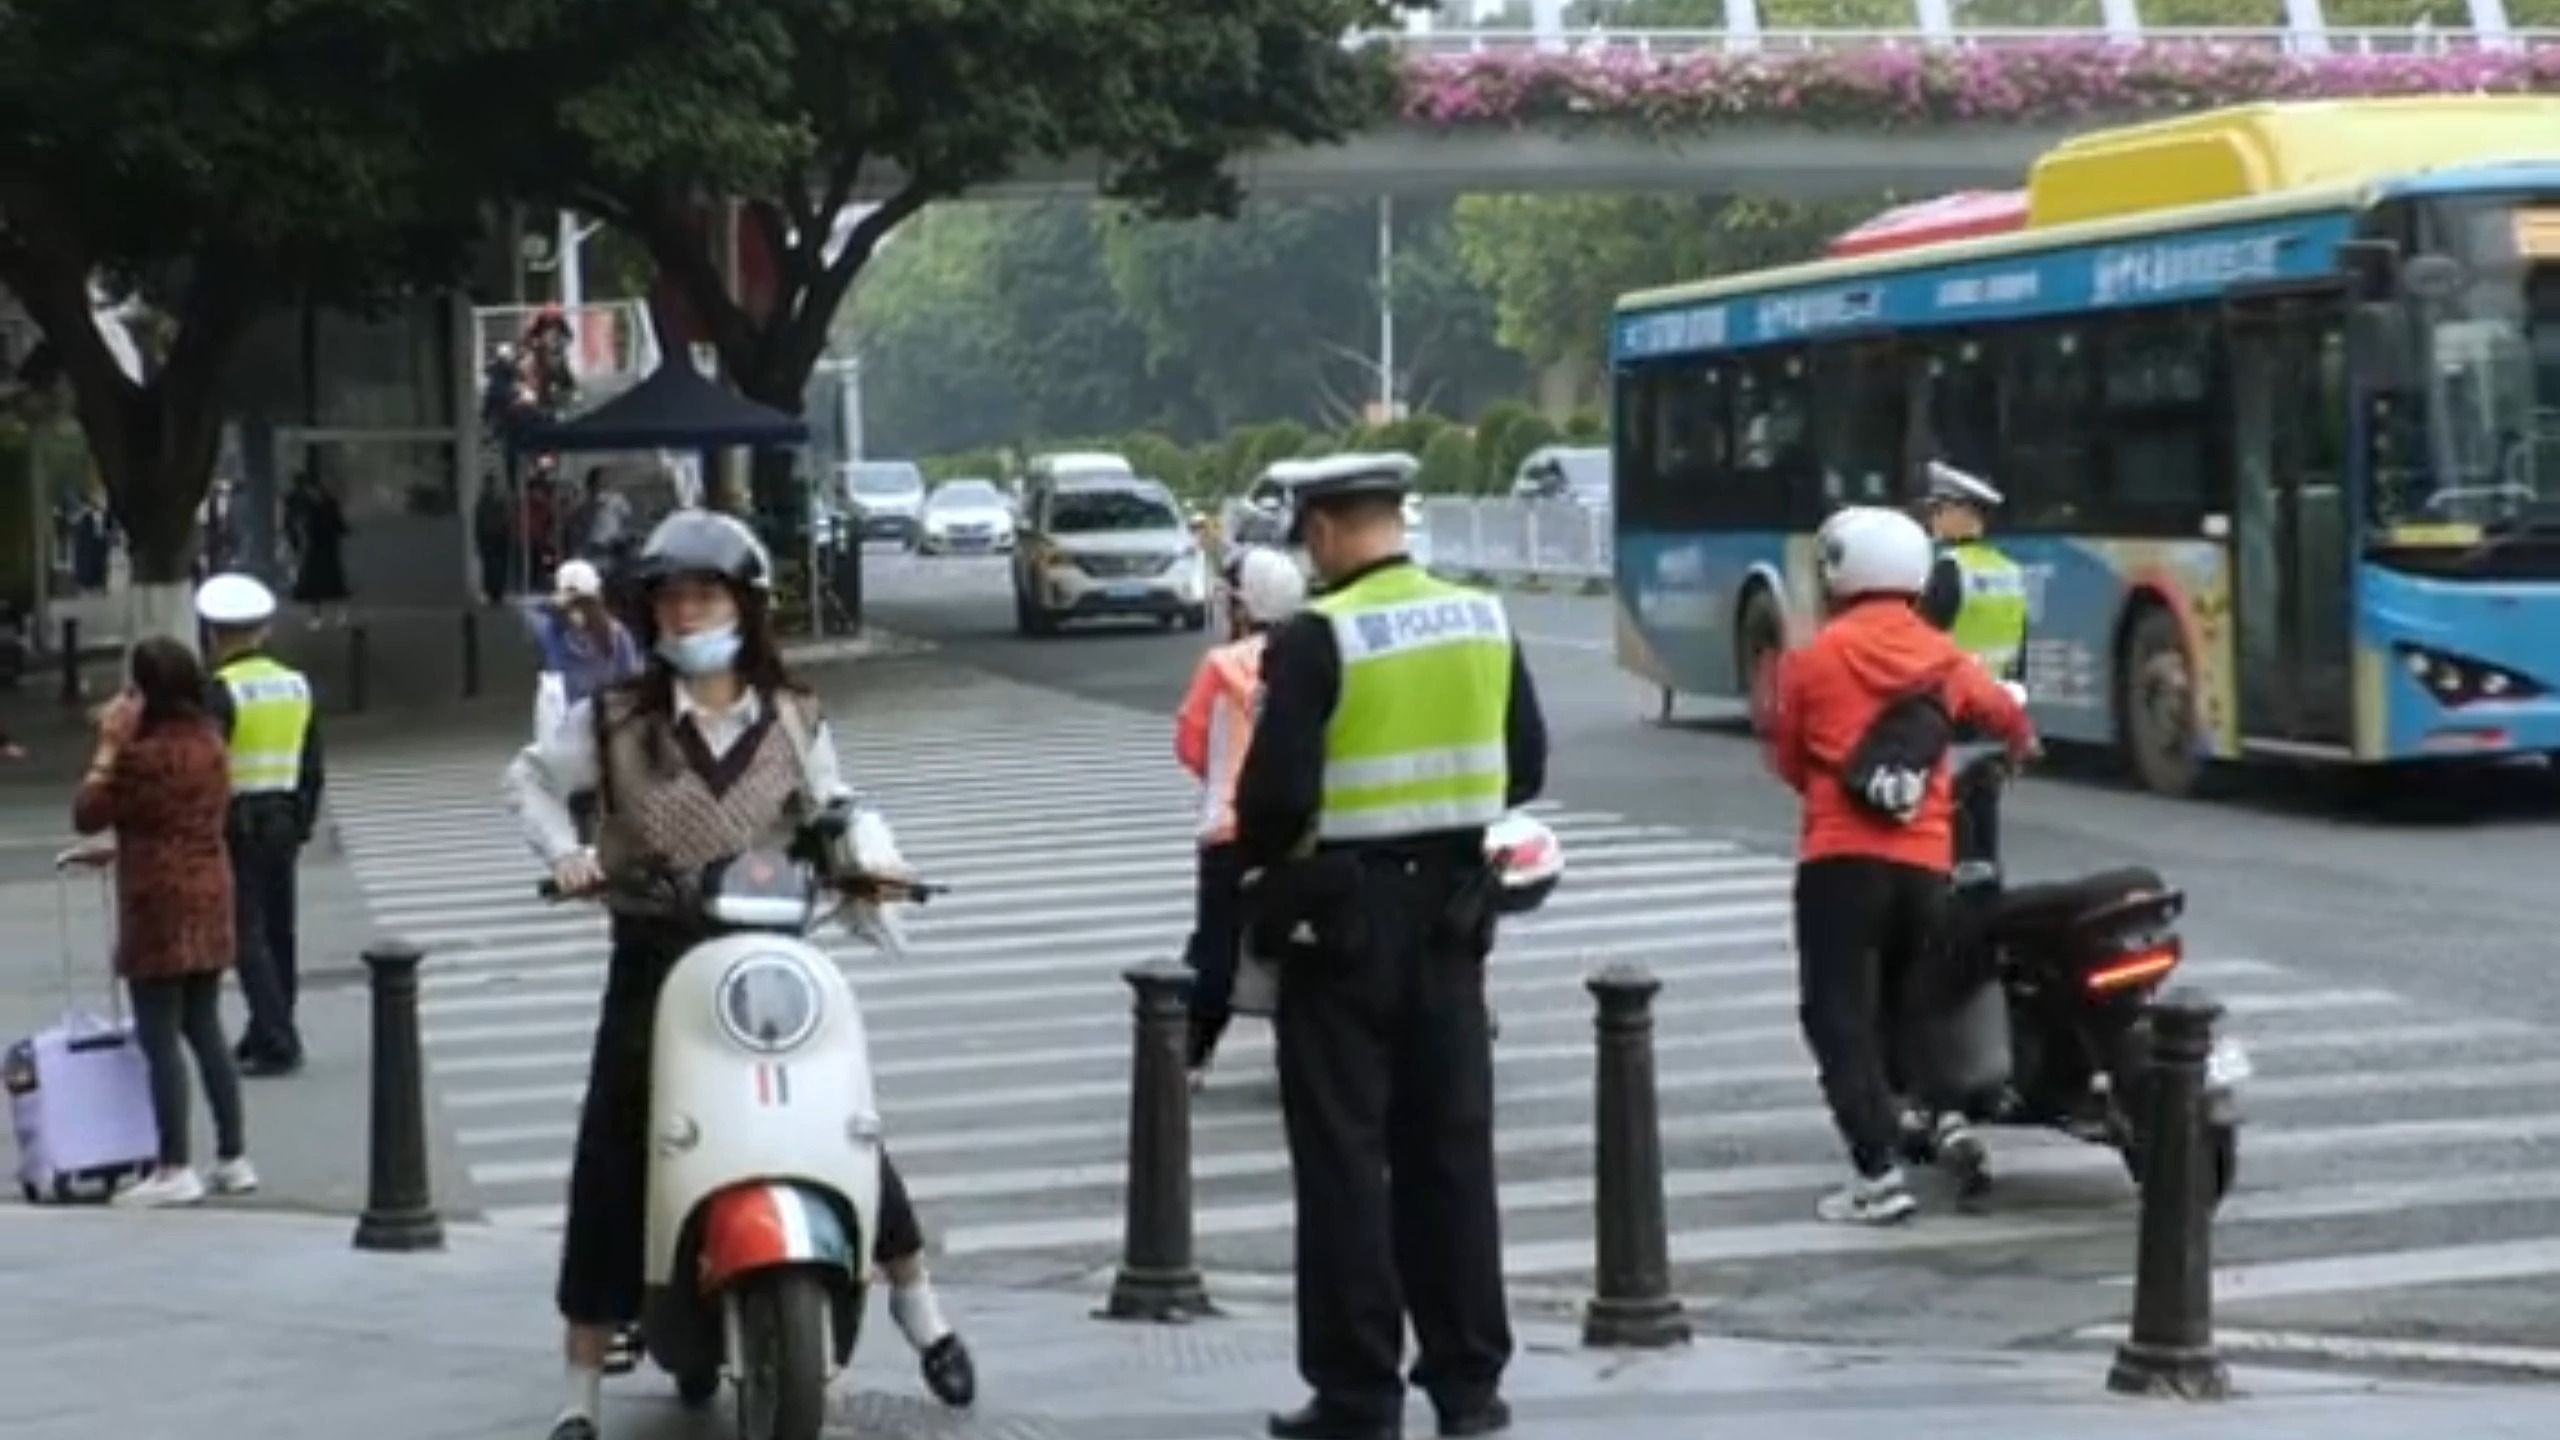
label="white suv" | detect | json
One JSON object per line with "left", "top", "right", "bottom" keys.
{"left": 1012, "top": 476, "right": 1208, "bottom": 635}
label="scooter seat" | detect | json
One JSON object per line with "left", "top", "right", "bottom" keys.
{"left": 1990, "top": 867, "right": 2170, "bottom": 936}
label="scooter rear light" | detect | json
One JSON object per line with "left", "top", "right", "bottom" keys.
{"left": 2086, "top": 940, "right": 2182, "bottom": 995}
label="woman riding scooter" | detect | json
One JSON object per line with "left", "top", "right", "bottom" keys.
{"left": 503, "top": 510, "right": 975, "bottom": 1440}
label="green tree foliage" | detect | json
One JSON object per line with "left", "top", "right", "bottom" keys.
{"left": 506, "top": 0, "right": 1416, "bottom": 516}
{"left": 0, "top": 0, "right": 509, "bottom": 584}
{"left": 1449, "top": 193, "right": 1867, "bottom": 379}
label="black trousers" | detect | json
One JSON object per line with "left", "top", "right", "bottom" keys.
{"left": 1273, "top": 854, "right": 1511, "bottom": 1420}
{"left": 229, "top": 829, "right": 302, "bottom": 1063}
{"left": 556, "top": 918, "right": 928, "bottom": 1326}
{"left": 128, "top": 972, "right": 245, "bottom": 1167}
{"left": 1183, "top": 843, "right": 1245, "bottom": 1047}
{"left": 1793, "top": 857, "right": 1945, "bottom": 1177}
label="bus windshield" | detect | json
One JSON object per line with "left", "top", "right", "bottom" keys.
{"left": 2380, "top": 199, "right": 2560, "bottom": 532}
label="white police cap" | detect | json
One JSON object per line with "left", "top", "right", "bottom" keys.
{"left": 194, "top": 572, "right": 277, "bottom": 627}
{"left": 1926, "top": 460, "right": 2003, "bottom": 509}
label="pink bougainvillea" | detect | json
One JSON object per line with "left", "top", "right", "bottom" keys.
{"left": 1399, "top": 44, "right": 2560, "bottom": 132}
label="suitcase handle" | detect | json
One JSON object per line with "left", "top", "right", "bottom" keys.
{"left": 65, "top": 1033, "right": 127, "bottom": 1055}
{"left": 51, "top": 848, "right": 122, "bottom": 1027}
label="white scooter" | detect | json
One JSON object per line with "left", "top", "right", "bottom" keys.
{"left": 1229, "top": 809, "right": 1567, "bottom": 1020}
{"left": 540, "top": 804, "right": 934, "bottom": 1440}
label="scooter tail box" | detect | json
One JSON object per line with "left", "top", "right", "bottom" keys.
{"left": 645, "top": 932, "right": 882, "bottom": 1290}
{"left": 9, "top": 866, "right": 157, "bottom": 1201}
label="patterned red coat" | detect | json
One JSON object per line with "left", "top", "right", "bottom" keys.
{"left": 72, "top": 719, "right": 236, "bottom": 980}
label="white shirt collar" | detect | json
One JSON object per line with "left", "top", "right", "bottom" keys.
{"left": 672, "top": 681, "right": 762, "bottom": 730}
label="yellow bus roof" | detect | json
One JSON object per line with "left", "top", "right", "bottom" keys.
{"left": 2029, "top": 96, "right": 2560, "bottom": 229}
{"left": 1618, "top": 96, "right": 2560, "bottom": 316}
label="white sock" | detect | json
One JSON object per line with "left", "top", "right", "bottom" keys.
{"left": 560, "top": 1363, "right": 602, "bottom": 1422}
{"left": 890, "top": 1281, "right": 951, "bottom": 1353}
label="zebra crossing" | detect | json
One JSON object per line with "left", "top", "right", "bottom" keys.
{"left": 325, "top": 662, "right": 2560, "bottom": 1326}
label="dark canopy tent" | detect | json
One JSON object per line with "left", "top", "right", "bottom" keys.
{"left": 505, "top": 354, "right": 808, "bottom": 470}
{"left": 500, "top": 357, "right": 856, "bottom": 631}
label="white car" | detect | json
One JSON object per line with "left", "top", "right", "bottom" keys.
{"left": 918, "top": 478, "right": 1016, "bottom": 556}
{"left": 1013, "top": 477, "right": 1208, "bottom": 635}
{"left": 841, "top": 460, "right": 927, "bottom": 549}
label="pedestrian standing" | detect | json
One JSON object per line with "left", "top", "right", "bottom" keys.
{"left": 528, "top": 559, "right": 642, "bottom": 844}
{"left": 196, "top": 573, "right": 325, "bottom": 1077}
{"left": 71, "top": 637, "right": 258, "bottom": 1207}
{"left": 477, "top": 481, "right": 517, "bottom": 607}
{"left": 1172, "top": 545, "right": 1306, "bottom": 1088}
{"left": 286, "top": 468, "right": 354, "bottom": 629}
{"left": 1234, "top": 453, "right": 1548, "bottom": 1440}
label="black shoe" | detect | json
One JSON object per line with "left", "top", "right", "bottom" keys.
{"left": 921, "top": 1332, "right": 975, "bottom": 1407}
{"left": 1437, "top": 1397, "right": 1511, "bottom": 1437}
{"left": 241, "top": 1052, "right": 303, "bottom": 1079}
{"left": 1268, "top": 1398, "right": 1401, "bottom": 1440}
{"left": 544, "top": 1417, "right": 597, "bottom": 1440}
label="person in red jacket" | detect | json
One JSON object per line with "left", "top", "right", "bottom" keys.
{"left": 1762, "top": 506, "right": 2035, "bottom": 1224}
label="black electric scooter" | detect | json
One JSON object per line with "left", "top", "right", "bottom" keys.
{"left": 1908, "top": 743, "right": 2244, "bottom": 1206}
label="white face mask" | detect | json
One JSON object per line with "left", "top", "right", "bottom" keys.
{"left": 657, "top": 624, "right": 740, "bottom": 677}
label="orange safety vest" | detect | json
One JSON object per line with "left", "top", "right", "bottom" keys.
{"left": 1174, "top": 635, "right": 1266, "bottom": 845}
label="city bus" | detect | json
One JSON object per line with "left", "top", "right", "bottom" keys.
{"left": 1608, "top": 96, "right": 2560, "bottom": 796}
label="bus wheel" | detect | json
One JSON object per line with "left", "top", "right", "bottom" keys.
{"left": 1737, "top": 587, "right": 1783, "bottom": 707}
{"left": 2120, "top": 606, "right": 2203, "bottom": 797}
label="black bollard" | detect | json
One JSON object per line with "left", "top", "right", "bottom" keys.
{"left": 459, "top": 609, "right": 481, "bottom": 700}
{"left": 57, "top": 617, "right": 77, "bottom": 706}
{"left": 1100, "top": 960, "right": 1215, "bottom": 1323}
{"left": 1583, "top": 964, "right": 1691, "bottom": 1348}
{"left": 345, "top": 624, "right": 369, "bottom": 715}
{"left": 353, "top": 940, "right": 445, "bottom": 1252}
{"left": 2108, "top": 986, "right": 2229, "bottom": 1399}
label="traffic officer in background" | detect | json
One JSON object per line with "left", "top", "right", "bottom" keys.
{"left": 196, "top": 573, "right": 325, "bottom": 1077}
{"left": 1914, "top": 460, "right": 2028, "bottom": 862}
{"left": 1235, "top": 453, "right": 1547, "bottom": 1440}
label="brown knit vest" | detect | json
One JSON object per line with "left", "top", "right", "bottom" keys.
{"left": 592, "top": 686, "right": 815, "bottom": 913}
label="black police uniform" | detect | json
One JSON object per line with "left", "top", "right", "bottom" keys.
{"left": 1235, "top": 553, "right": 1548, "bottom": 1440}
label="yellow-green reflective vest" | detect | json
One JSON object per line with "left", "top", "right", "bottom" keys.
{"left": 1946, "top": 541, "right": 2028, "bottom": 678}
{"left": 1311, "top": 564, "right": 1514, "bottom": 843}
{"left": 216, "top": 654, "right": 314, "bottom": 795}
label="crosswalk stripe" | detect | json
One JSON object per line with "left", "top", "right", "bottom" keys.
{"left": 329, "top": 663, "right": 2560, "bottom": 1318}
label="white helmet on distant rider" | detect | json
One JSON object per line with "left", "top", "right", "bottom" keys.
{"left": 1231, "top": 546, "right": 1308, "bottom": 627}
{"left": 1817, "top": 505, "right": 1934, "bottom": 601}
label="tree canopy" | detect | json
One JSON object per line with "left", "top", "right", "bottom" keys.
{"left": 0, "top": 0, "right": 515, "bottom": 585}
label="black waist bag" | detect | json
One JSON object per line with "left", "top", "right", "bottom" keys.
{"left": 1839, "top": 680, "right": 1954, "bottom": 826}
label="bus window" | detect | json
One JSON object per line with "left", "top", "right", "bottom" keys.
{"left": 1733, "top": 351, "right": 1812, "bottom": 525}
{"left": 1619, "top": 356, "right": 1729, "bottom": 530}
{"left": 1996, "top": 322, "right": 2096, "bottom": 531}
{"left": 1923, "top": 336, "right": 1999, "bottom": 486}
{"left": 1810, "top": 341, "right": 1905, "bottom": 508}
{"left": 2098, "top": 307, "right": 2222, "bottom": 524}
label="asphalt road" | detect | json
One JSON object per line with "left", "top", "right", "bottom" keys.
{"left": 860, "top": 546, "right": 2560, "bottom": 1370}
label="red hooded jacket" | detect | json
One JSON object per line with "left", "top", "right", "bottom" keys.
{"left": 1763, "top": 596, "right": 2035, "bottom": 872}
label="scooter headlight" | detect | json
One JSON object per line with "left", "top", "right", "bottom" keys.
{"left": 717, "top": 953, "right": 823, "bottom": 1055}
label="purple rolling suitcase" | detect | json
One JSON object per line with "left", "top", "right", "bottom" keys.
{"left": 4, "top": 851, "right": 156, "bottom": 1203}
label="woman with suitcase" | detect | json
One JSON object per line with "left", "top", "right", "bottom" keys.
{"left": 72, "top": 636, "right": 257, "bottom": 1208}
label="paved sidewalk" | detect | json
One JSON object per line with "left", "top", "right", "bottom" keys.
{"left": 0, "top": 1209, "right": 2548, "bottom": 1440}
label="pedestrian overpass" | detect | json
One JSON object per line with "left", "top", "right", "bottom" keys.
{"left": 849, "top": 9, "right": 2553, "bottom": 200}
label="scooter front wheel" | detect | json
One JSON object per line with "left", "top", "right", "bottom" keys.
{"left": 732, "top": 1269, "right": 830, "bottom": 1440}
{"left": 674, "top": 1368, "right": 718, "bottom": 1409}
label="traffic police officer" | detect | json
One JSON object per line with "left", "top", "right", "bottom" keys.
{"left": 196, "top": 573, "right": 325, "bottom": 1076}
{"left": 1235, "top": 452, "right": 1548, "bottom": 1440}
{"left": 1915, "top": 461, "right": 2028, "bottom": 683}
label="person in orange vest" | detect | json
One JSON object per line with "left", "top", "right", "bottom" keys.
{"left": 1174, "top": 545, "right": 1308, "bottom": 1087}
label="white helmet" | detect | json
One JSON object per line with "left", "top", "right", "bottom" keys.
{"left": 1232, "top": 546, "right": 1307, "bottom": 626}
{"left": 194, "top": 572, "right": 277, "bottom": 628}
{"left": 1817, "top": 506, "right": 1933, "bottom": 600}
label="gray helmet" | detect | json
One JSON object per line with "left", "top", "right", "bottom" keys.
{"left": 635, "top": 509, "right": 771, "bottom": 591}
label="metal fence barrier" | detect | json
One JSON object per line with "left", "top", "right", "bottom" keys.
{"left": 1421, "top": 497, "right": 1614, "bottom": 591}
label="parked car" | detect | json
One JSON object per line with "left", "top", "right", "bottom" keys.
{"left": 841, "top": 459, "right": 927, "bottom": 548}
{"left": 919, "top": 478, "right": 1016, "bottom": 555}
{"left": 1012, "top": 475, "right": 1207, "bottom": 635}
